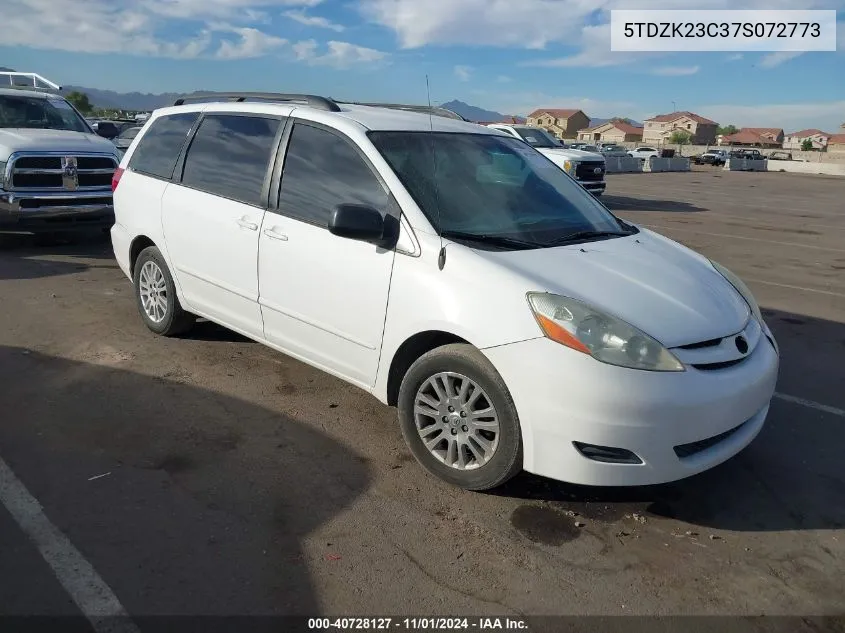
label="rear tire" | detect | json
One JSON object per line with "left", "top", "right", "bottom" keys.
{"left": 133, "top": 246, "right": 195, "bottom": 337}
{"left": 397, "top": 344, "right": 523, "bottom": 491}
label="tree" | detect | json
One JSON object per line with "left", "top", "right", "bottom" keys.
{"left": 65, "top": 91, "right": 92, "bottom": 113}
{"left": 669, "top": 129, "right": 692, "bottom": 145}
{"left": 718, "top": 124, "right": 738, "bottom": 136}
{"left": 801, "top": 138, "right": 814, "bottom": 151}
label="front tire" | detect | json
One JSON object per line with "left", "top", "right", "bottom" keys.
{"left": 133, "top": 246, "right": 195, "bottom": 336}
{"left": 397, "top": 344, "right": 523, "bottom": 491}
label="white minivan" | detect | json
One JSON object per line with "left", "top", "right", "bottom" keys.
{"left": 111, "top": 94, "right": 779, "bottom": 491}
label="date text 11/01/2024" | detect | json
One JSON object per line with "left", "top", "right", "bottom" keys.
{"left": 307, "top": 618, "right": 529, "bottom": 630}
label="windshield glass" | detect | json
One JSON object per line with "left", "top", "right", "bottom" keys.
{"left": 512, "top": 126, "right": 560, "bottom": 148}
{"left": 0, "top": 94, "right": 91, "bottom": 132}
{"left": 369, "top": 131, "right": 628, "bottom": 249}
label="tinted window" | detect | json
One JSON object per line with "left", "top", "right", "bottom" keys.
{"left": 0, "top": 95, "right": 90, "bottom": 132}
{"left": 370, "top": 132, "right": 626, "bottom": 249}
{"left": 129, "top": 112, "right": 199, "bottom": 180}
{"left": 180, "top": 114, "right": 281, "bottom": 206}
{"left": 278, "top": 123, "right": 389, "bottom": 226}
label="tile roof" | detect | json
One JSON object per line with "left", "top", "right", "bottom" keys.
{"left": 721, "top": 128, "right": 784, "bottom": 144}
{"left": 528, "top": 108, "right": 583, "bottom": 119}
{"left": 646, "top": 111, "right": 717, "bottom": 125}
{"left": 786, "top": 129, "right": 829, "bottom": 138}
{"left": 581, "top": 121, "right": 643, "bottom": 135}
{"left": 828, "top": 134, "right": 845, "bottom": 144}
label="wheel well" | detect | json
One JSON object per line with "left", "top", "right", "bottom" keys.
{"left": 129, "top": 236, "right": 155, "bottom": 277}
{"left": 386, "top": 331, "right": 469, "bottom": 406}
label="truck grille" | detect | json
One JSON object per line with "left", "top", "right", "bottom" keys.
{"left": 7, "top": 154, "right": 117, "bottom": 191}
{"left": 575, "top": 161, "right": 605, "bottom": 182}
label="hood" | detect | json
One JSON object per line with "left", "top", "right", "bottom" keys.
{"left": 472, "top": 228, "right": 750, "bottom": 348}
{"left": 0, "top": 128, "right": 119, "bottom": 157}
{"left": 538, "top": 147, "right": 604, "bottom": 162}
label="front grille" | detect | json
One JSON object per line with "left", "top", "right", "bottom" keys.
{"left": 692, "top": 358, "right": 746, "bottom": 371}
{"left": 673, "top": 421, "right": 746, "bottom": 458}
{"left": 575, "top": 162, "right": 605, "bottom": 182}
{"left": 679, "top": 337, "right": 722, "bottom": 350}
{"left": 8, "top": 153, "right": 117, "bottom": 191}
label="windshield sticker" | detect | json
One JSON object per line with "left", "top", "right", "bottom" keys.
{"left": 524, "top": 136, "right": 538, "bottom": 143}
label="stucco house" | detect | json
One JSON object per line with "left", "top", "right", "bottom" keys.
{"left": 783, "top": 129, "right": 830, "bottom": 150}
{"left": 827, "top": 133, "right": 845, "bottom": 153}
{"left": 577, "top": 121, "right": 643, "bottom": 143}
{"left": 642, "top": 111, "right": 718, "bottom": 145}
{"left": 526, "top": 109, "right": 590, "bottom": 139}
{"left": 721, "top": 128, "right": 784, "bottom": 148}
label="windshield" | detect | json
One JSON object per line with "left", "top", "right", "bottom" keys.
{"left": 511, "top": 126, "right": 560, "bottom": 148}
{"left": 0, "top": 94, "right": 91, "bottom": 132}
{"left": 369, "top": 131, "right": 630, "bottom": 250}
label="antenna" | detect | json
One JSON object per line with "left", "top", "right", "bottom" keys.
{"left": 426, "top": 75, "right": 446, "bottom": 271}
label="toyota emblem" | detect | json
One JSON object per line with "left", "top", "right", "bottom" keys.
{"left": 593, "top": 167, "right": 602, "bottom": 175}
{"left": 735, "top": 336, "right": 749, "bottom": 354}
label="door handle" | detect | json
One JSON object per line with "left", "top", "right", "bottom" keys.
{"left": 263, "top": 227, "right": 288, "bottom": 241}
{"left": 237, "top": 218, "right": 258, "bottom": 231}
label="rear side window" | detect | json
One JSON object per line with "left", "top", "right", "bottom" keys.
{"left": 129, "top": 112, "right": 199, "bottom": 180}
{"left": 181, "top": 114, "right": 282, "bottom": 207}
{"left": 277, "top": 123, "right": 389, "bottom": 227}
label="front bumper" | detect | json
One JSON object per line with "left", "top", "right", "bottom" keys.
{"left": 0, "top": 189, "right": 114, "bottom": 231}
{"left": 579, "top": 180, "right": 606, "bottom": 195}
{"left": 482, "top": 327, "right": 779, "bottom": 486}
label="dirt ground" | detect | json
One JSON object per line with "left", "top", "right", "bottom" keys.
{"left": 1, "top": 168, "right": 843, "bottom": 632}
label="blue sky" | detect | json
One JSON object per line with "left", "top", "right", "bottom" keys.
{"left": 2, "top": 0, "right": 844, "bottom": 131}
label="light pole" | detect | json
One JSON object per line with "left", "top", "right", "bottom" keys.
{"left": 672, "top": 101, "right": 677, "bottom": 112}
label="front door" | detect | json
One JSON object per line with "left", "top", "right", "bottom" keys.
{"left": 162, "top": 112, "right": 284, "bottom": 338}
{"left": 258, "top": 121, "right": 397, "bottom": 388}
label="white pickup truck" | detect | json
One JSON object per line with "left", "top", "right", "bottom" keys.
{"left": 486, "top": 124, "right": 607, "bottom": 196}
{"left": 1, "top": 72, "right": 120, "bottom": 232}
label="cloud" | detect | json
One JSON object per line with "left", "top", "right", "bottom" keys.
{"left": 292, "top": 39, "right": 388, "bottom": 67}
{"left": 758, "top": 51, "right": 804, "bottom": 68}
{"left": 214, "top": 26, "right": 288, "bottom": 59}
{"left": 651, "top": 65, "right": 700, "bottom": 76}
{"left": 697, "top": 100, "right": 845, "bottom": 132}
{"left": 496, "top": 75, "right": 512, "bottom": 83}
{"left": 1, "top": 0, "right": 320, "bottom": 59}
{"left": 454, "top": 65, "right": 472, "bottom": 81}
{"left": 726, "top": 53, "right": 744, "bottom": 61}
{"left": 283, "top": 9, "right": 345, "bottom": 32}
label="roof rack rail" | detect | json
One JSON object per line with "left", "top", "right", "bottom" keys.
{"left": 0, "top": 72, "right": 62, "bottom": 92}
{"left": 337, "top": 101, "right": 467, "bottom": 121}
{"left": 172, "top": 92, "right": 341, "bottom": 111}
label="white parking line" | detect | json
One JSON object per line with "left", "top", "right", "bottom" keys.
{"left": 0, "top": 456, "right": 139, "bottom": 633}
{"left": 774, "top": 393, "right": 845, "bottom": 418}
{"left": 743, "top": 278, "right": 845, "bottom": 298}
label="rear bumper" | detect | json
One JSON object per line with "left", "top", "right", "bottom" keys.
{"left": 0, "top": 189, "right": 114, "bottom": 232}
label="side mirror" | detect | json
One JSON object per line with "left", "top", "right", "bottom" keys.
{"left": 328, "top": 204, "right": 398, "bottom": 248}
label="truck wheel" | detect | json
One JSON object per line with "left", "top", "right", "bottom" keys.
{"left": 397, "top": 344, "right": 523, "bottom": 491}
{"left": 133, "top": 246, "right": 195, "bottom": 336}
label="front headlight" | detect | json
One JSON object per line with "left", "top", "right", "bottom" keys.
{"left": 562, "top": 159, "right": 577, "bottom": 175}
{"left": 527, "top": 293, "right": 685, "bottom": 372}
{"left": 710, "top": 260, "right": 762, "bottom": 323}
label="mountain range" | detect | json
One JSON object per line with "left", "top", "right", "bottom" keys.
{"left": 2, "top": 67, "right": 639, "bottom": 126}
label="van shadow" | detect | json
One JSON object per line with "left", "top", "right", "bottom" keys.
{"left": 602, "top": 195, "right": 707, "bottom": 213}
{"left": 491, "top": 308, "right": 845, "bottom": 534}
{"left": 0, "top": 230, "right": 115, "bottom": 281}
{"left": 0, "top": 345, "right": 371, "bottom": 629}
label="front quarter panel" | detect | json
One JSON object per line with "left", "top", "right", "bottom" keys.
{"left": 373, "top": 231, "right": 545, "bottom": 402}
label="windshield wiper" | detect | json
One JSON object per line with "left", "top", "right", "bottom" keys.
{"left": 544, "top": 229, "right": 631, "bottom": 247}
{"left": 441, "top": 230, "right": 541, "bottom": 250}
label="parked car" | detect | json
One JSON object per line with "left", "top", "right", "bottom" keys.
{"left": 694, "top": 149, "right": 728, "bottom": 166}
{"left": 88, "top": 120, "right": 121, "bottom": 139}
{"left": 598, "top": 144, "right": 629, "bottom": 157}
{"left": 768, "top": 151, "right": 793, "bottom": 161}
{"left": 730, "top": 149, "right": 764, "bottom": 160}
{"left": 113, "top": 125, "right": 143, "bottom": 153}
{"left": 628, "top": 146, "right": 660, "bottom": 161}
{"left": 487, "top": 124, "right": 606, "bottom": 196}
{"left": 112, "top": 93, "right": 779, "bottom": 491}
{"left": 0, "top": 72, "right": 120, "bottom": 233}
{"left": 569, "top": 142, "right": 589, "bottom": 150}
